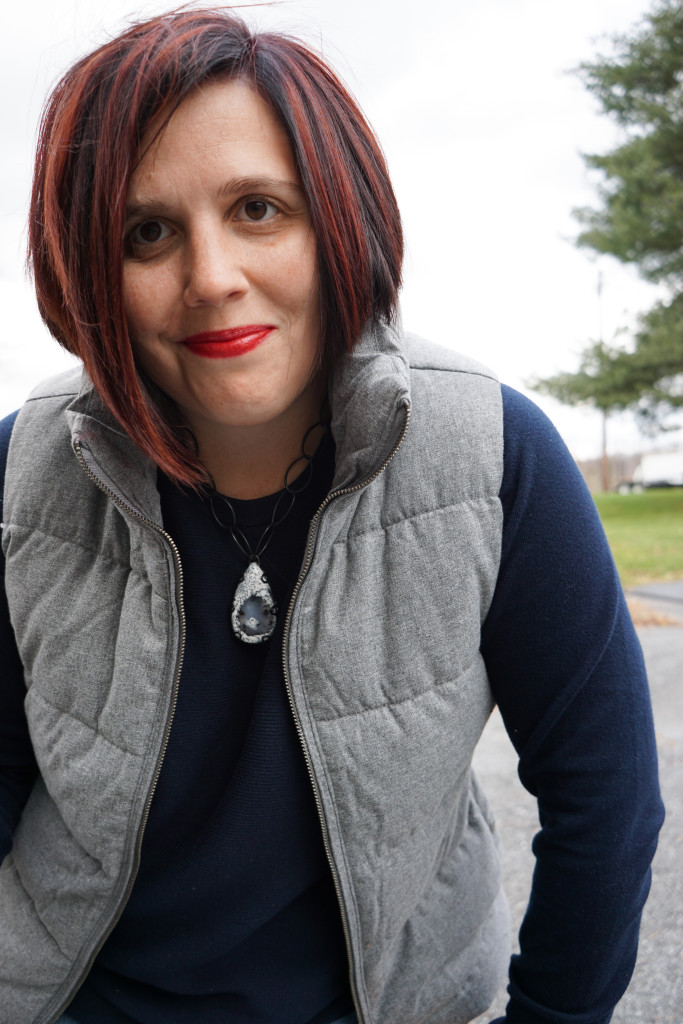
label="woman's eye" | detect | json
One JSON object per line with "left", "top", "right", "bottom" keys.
{"left": 237, "top": 200, "right": 278, "bottom": 222}
{"left": 129, "top": 220, "right": 172, "bottom": 247}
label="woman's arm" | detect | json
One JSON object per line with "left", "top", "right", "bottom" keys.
{"left": 481, "top": 386, "right": 664, "bottom": 1024}
{"left": 0, "top": 410, "right": 38, "bottom": 859}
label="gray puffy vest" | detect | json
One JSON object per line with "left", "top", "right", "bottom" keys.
{"left": 1, "top": 324, "right": 509, "bottom": 1024}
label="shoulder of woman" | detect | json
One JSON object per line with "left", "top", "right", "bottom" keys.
{"left": 0, "top": 409, "right": 20, "bottom": 501}
{"left": 404, "top": 332, "right": 499, "bottom": 382}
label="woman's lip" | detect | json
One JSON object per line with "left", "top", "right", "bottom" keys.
{"left": 179, "top": 325, "right": 275, "bottom": 358}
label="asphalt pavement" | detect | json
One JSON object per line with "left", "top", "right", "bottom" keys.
{"left": 630, "top": 582, "right": 683, "bottom": 625}
{"left": 470, "top": 586, "right": 683, "bottom": 1024}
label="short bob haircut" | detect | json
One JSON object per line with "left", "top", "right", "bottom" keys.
{"left": 29, "top": 8, "right": 403, "bottom": 486}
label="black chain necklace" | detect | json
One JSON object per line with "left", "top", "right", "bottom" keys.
{"left": 208, "top": 416, "right": 329, "bottom": 645}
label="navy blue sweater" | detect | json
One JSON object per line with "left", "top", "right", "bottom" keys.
{"left": 0, "top": 386, "right": 664, "bottom": 1024}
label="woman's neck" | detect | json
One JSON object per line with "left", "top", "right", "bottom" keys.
{"left": 188, "top": 381, "right": 328, "bottom": 499}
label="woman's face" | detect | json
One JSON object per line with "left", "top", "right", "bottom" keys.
{"left": 123, "top": 78, "right": 321, "bottom": 440}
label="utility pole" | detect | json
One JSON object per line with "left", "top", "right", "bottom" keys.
{"left": 597, "top": 269, "right": 610, "bottom": 492}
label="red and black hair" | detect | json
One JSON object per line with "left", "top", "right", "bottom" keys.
{"left": 28, "top": 8, "right": 403, "bottom": 485}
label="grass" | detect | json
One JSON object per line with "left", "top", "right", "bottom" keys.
{"left": 593, "top": 488, "right": 683, "bottom": 587}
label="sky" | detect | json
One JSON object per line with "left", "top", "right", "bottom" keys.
{"left": 2, "top": 0, "right": 681, "bottom": 460}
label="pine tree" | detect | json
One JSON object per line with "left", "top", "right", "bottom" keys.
{"left": 532, "top": 0, "right": 683, "bottom": 461}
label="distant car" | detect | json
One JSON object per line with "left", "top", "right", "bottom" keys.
{"left": 617, "top": 451, "right": 683, "bottom": 493}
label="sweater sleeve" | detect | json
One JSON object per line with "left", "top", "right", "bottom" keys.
{"left": 0, "top": 410, "right": 38, "bottom": 860}
{"left": 481, "top": 386, "right": 664, "bottom": 1024}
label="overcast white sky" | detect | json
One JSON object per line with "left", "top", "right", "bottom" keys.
{"left": 2, "top": 0, "right": 680, "bottom": 459}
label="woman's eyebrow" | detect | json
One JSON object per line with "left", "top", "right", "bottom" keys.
{"left": 217, "top": 175, "right": 304, "bottom": 198}
{"left": 125, "top": 177, "right": 305, "bottom": 218}
{"left": 124, "top": 198, "right": 174, "bottom": 219}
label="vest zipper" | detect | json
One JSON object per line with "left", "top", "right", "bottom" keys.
{"left": 46, "top": 441, "right": 187, "bottom": 1024}
{"left": 281, "top": 399, "right": 411, "bottom": 1024}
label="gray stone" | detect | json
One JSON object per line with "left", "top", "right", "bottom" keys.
{"left": 231, "top": 561, "right": 277, "bottom": 644}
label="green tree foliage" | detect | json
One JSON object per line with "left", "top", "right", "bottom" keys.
{"left": 531, "top": 312, "right": 682, "bottom": 429}
{"left": 530, "top": 341, "right": 641, "bottom": 414}
{"left": 575, "top": 0, "right": 683, "bottom": 288}
{"left": 626, "top": 294, "right": 683, "bottom": 427}
{"left": 533, "top": 0, "right": 683, "bottom": 432}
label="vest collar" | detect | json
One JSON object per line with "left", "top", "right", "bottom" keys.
{"left": 65, "top": 318, "right": 412, "bottom": 519}
{"left": 328, "top": 319, "right": 411, "bottom": 490}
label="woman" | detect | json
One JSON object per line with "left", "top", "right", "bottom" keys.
{"left": 0, "top": 9, "right": 664, "bottom": 1024}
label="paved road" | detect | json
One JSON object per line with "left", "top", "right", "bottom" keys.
{"left": 630, "top": 581, "right": 683, "bottom": 625}
{"left": 470, "top": 619, "right": 683, "bottom": 1024}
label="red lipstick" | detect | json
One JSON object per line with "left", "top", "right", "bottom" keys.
{"left": 180, "top": 325, "right": 275, "bottom": 358}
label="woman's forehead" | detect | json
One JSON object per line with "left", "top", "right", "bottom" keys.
{"left": 129, "top": 79, "right": 301, "bottom": 201}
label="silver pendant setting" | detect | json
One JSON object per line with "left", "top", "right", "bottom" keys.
{"left": 231, "top": 561, "right": 277, "bottom": 644}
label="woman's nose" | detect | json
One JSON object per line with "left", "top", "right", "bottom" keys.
{"left": 183, "top": 228, "right": 248, "bottom": 308}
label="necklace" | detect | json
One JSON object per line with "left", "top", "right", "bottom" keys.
{"left": 208, "top": 416, "right": 329, "bottom": 645}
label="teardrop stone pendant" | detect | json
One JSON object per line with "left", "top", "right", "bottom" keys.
{"left": 231, "top": 561, "right": 277, "bottom": 644}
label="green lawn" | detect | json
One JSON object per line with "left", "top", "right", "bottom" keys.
{"left": 593, "top": 488, "right": 683, "bottom": 587}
